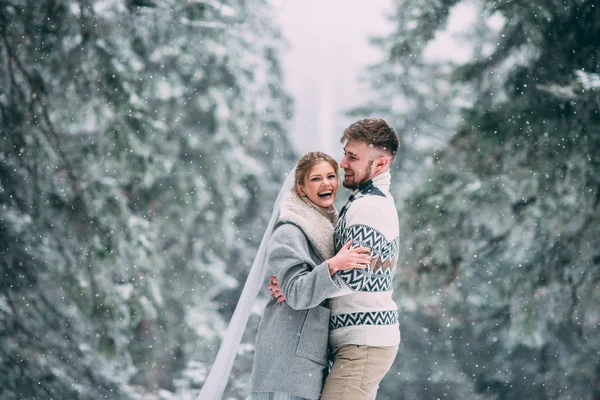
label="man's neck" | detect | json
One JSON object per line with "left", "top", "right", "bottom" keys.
{"left": 362, "top": 168, "right": 390, "bottom": 187}
{"left": 370, "top": 166, "right": 390, "bottom": 181}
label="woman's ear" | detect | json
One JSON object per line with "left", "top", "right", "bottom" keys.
{"left": 295, "top": 184, "right": 305, "bottom": 197}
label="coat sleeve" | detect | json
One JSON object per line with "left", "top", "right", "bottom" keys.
{"left": 267, "top": 223, "right": 341, "bottom": 310}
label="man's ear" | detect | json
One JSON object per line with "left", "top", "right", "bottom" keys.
{"left": 375, "top": 155, "right": 389, "bottom": 172}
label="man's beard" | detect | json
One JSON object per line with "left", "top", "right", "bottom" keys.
{"left": 343, "top": 159, "right": 375, "bottom": 189}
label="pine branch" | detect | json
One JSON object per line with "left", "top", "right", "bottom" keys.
{"left": 2, "top": 36, "right": 82, "bottom": 194}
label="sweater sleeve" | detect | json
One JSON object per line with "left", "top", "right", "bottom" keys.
{"left": 267, "top": 223, "right": 341, "bottom": 310}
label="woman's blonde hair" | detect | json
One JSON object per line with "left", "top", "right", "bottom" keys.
{"left": 294, "top": 151, "right": 339, "bottom": 187}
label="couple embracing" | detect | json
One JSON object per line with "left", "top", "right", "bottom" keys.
{"left": 200, "top": 118, "right": 401, "bottom": 400}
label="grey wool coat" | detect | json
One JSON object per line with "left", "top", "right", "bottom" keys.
{"left": 250, "top": 191, "right": 342, "bottom": 400}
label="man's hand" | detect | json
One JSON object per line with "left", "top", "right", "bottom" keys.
{"left": 268, "top": 276, "right": 286, "bottom": 303}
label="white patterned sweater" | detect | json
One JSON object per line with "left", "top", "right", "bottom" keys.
{"left": 328, "top": 170, "right": 401, "bottom": 349}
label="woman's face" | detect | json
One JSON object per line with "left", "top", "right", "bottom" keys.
{"left": 297, "top": 161, "right": 338, "bottom": 208}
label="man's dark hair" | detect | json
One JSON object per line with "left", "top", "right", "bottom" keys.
{"left": 340, "top": 118, "right": 400, "bottom": 157}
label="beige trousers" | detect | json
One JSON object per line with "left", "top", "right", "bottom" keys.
{"left": 320, "top": 344, "right": 398, "bottom": 400}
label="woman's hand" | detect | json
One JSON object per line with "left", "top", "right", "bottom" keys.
{"left": 268, "top": 241, "right": 371, "bottom": 302}
{"left": 327, "top": 240, "right": 371, "bottom": 276}
{"left": 268, "top": 276, "right": 286, "bottom": 303}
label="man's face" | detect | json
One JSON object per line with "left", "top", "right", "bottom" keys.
{"left": 339, "top": 140, "right": 376, "bottom": 189}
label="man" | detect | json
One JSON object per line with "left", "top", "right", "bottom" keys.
{"left": 321, "top": 118, "right": 400, "bottom": 399}
{"left": 271, "top": 118, "right": 401, "bottom": 399}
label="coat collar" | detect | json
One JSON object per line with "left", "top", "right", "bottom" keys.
{"left": 278, "top": 191, "right": 337, "bottom": 260}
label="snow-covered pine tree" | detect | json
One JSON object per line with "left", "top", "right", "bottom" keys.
{"left": 356, "top": 1, "right": 600, "bottom": 399}
{"left": 0, "top": 1, "right": 294, "bottom": 398}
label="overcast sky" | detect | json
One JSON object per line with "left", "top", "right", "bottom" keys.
{"left": 275, "top": 0, "right": 393, "bottom": 158}
{"left": 274, "top": 1, "right": 490, "bottom": 159}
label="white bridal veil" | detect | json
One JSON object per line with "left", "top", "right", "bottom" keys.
{"left": 197, "top": 167, "right": 296, "bottom": 400}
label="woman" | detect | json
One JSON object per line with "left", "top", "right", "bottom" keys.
{"left": 249, "top": 152, "right": 370, "bottom": 400}
{"left": 197, "top": 152, "right": 368, "bottom": 400}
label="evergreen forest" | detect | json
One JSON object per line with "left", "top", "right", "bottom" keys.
{"left": 1, "top": 0, "right": 599, "bottom": 399}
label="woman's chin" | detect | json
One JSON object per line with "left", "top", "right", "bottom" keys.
{"left": 313, "top": 199, "right": 333, "bottom": 208}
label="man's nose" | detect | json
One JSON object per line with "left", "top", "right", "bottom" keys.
{"left": 340, "top": 157, "right": 349, "bottom": 169}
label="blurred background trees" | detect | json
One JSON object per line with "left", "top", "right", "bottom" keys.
{"left": 1, "top": 0, "right": 599, "bottom": 399}
{"left": 1, "top": 1, "right": 293, "bottom": 399}
{"left": 357, "top": 1, "right": 600, "bottom": 399}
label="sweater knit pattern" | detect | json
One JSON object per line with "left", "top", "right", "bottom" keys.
{"left": 328, "top": 170, "right": 401, "bottom": 348}
{"left": 334, "top": 222, "right": 400, "bottom": 292}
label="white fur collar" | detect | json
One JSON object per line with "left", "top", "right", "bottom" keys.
{"left": 278, "top": 191, "right": 337, "bottom": 260}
